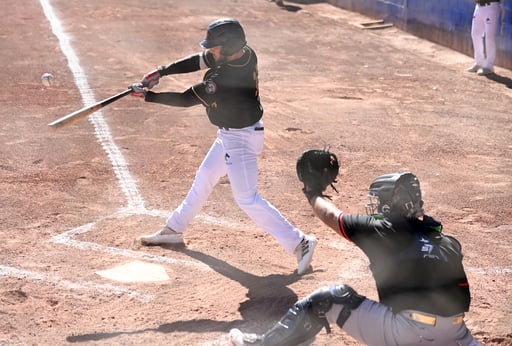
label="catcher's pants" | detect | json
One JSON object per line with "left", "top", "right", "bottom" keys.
{"left": 166, "top": 120, "right": 304, "bottom": 253}
{"left": 327, "top": 299, "right": 482, "bottom": 346}
{"left": 471, "top": 2, "right": 501, "bottom": 70}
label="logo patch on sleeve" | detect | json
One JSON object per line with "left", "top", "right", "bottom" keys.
{"left": 205, "top": 80, "right": 217, "bottom": 94}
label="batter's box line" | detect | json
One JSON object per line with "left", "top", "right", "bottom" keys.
{"left": 48, "top": 207, "right": 254, "bottom": 272}
{"left": 467, "top": 266, "right": 512, "bottom": 275}
{"left": 0, "top": 265, "right": 153, "bottom": 303}
{"left": 328, "top": 242, "right": 512, "bottom": 278}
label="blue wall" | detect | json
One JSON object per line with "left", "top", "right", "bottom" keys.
{"left": 326, "top": 0, "right": 512, "bottom": 70}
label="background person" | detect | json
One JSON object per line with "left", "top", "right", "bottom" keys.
{"left": 467, "top": 0, "right": 501, "bottom": 76}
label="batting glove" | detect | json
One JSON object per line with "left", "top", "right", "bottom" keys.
{"left": 141, "top": 69, "right": 160, "bottom": 89}
{"left": 130, "top": 83, "right": 146, "bottom": 98}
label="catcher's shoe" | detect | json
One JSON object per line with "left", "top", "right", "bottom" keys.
{"left": 295, "top": 235, "right": 317, "bottom": 275}
{"left": 140, "top": 225, "right": 184, "bottom": 245}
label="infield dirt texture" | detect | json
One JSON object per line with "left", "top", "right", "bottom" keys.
{"left": 1, "top": 0, "right": 511, "bottom": 345}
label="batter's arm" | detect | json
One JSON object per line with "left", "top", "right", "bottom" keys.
{"left": 145, "top": 88, "right": 201, "bottom": 107}
{"left": 158, "top": 52, "right": 203, "bottom": 76}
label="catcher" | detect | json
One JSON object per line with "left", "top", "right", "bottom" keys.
{"left": 230, "top": 149, "right": 482, "bottom": 346}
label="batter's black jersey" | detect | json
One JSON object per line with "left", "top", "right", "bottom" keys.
{"left": 193, "top": 47, "right": 263, "bottom": 128}
{"left": 144, "top": 47, "right": 263, "bottom": 129}
{"left": 339, "top": 213, "right": 471, "bottom": 316}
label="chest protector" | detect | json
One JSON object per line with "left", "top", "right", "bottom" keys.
{"left": 371, "top": 220, "right": 471, "bottom": 316}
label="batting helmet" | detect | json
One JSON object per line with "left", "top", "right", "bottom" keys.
{"left": 365, "top": 172, "right": 424, "bottom": 219}
{"left": 200, "top": 18, "right": 246, "bottom": 56}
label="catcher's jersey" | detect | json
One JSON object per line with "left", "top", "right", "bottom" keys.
{"left": 191, "top": 47, "right": 263, "bottom": 129}
{"left": 339, "top": 213, "right": 471, "bottom": 316}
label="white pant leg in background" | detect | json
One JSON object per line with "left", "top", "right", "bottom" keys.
{"left": 471, "top": 3, "right": 501, "bottom": 69}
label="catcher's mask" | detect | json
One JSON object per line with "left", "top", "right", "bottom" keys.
{"left": 365, "top": 172, "right": 424, "bottom": 219}
{"left": 200, "top": 18, "right": 246, "bottom": 56}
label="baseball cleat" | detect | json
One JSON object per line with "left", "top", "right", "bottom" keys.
{"left": 295, "top": 235, "right": 317, "bottom": 275}
{"left": 477, "top": 67, "right": 493, "bottom": 76}
{"left": 466, "top": 64, "right": 481, "bottom": 73}
{"left": 140, "top": 225, "right": 184, "bottom": 245}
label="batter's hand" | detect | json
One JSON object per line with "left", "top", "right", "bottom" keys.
{"left": 129, "top": 83, "right": 146, "bottom": 98}
{"left": 141, "top": 69, "right": 160, "bottom": 89}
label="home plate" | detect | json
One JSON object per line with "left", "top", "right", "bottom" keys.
{"left": 96, "top": 260, "right": 170, "bottom": 282}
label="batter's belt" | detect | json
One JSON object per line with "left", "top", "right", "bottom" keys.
{"left": 404, "top": 310, "right": 464, "bottom": 326}
{"left": 218, "top": 126, "right": 264, "bottom": 131}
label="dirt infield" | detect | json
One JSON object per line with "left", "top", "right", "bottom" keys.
{"left": 1, "top": 0, "right": 511, "bottom": 345}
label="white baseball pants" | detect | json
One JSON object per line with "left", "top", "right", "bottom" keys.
{"left": 471, "top": 2, "right": 501, "bottom": 70}
{"left": 166, "top": 120, "right": 304, "bottom": 253}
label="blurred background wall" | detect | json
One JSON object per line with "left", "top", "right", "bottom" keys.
{"left": 327, "top": 0, "right": 512, "bottom": 70}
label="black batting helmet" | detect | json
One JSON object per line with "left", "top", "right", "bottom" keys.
{"left": 200, "top": 18, "right": 246, "bottom": 56}
{"left": 365, "top": 172, "right": 424, "bottom": 219}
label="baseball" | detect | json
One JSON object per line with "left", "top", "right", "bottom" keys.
{"left": 41, "top": 73, "right": 54, "bottom": 87}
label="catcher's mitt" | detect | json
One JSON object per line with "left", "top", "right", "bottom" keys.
{"left": 296, "top": 149, "right": 339, "bottom": 202}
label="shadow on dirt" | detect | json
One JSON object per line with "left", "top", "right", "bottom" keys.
{"left": 269, "top": 0, "right": 327, "bottom": 12}
{"left": 66, "top": 319, "right": 241, "bottom": 343}
{"left": 277, "top": 3, "right": 302, "bottom": 12}
{"left": 286, "top": 0, "right": 324, "bottom": 3}
{"left": 181, "top": 247, "right": 302, "bottom": 327}
{"left": 66, "top": 247, "right": 306, "bottom": 342}
{"left": 485, "top": 73, "right": 512, "bottom": 89}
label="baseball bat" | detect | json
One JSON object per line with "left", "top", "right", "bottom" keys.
{"left": 48, "top": 88, "right": 133, "bottom": 129}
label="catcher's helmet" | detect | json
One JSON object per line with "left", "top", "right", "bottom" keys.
{"left": 365, "top": 172, "right": 424, "bottom": 219}
{"left": 200, "top": 18, "right": 246, "bottom": 56}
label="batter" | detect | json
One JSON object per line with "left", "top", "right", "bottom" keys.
{"left": 130, "top": 18, "right": 317, "bottom": 275}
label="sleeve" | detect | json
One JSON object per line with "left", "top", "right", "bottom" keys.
{"left": 340, "top": 214, "right": 394, "bottom": 244}
{"left": 144, "top": 88, "right": 202, "bottom": 107}
{"left": 338, "top": 213, "right": 352, "bottom": 241}
{"left": 157, "top": 53, "right": 203, "bottom": 76}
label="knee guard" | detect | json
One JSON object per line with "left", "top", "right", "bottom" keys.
{"left": 262, "top": 302, "right": 324, "bottom": 346}
{"left": 262, "top": 284, "right": 365, "bottom": 346}
{"left": 330, "top": 284, "right": 365, "bottom": 328}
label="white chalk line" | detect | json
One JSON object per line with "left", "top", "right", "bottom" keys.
{"left": 333, "top": 265, "right": 512, "bottom": 280}
{"left": 48, "top": 214, "right": 210, "bottom": 272}
{"left": 47, "top": 209, "right": 251, "bottom": 271}
{"left": 328, "top": 241, "right": 512, "bottom": 278}
{"left": 41, "top": 0, "right": 144, "bottom": 211}
{"left": 0, "top": 265, "right": 153, "bottom": 303}
{"left": 467, "top": 266, "right": 512, "bottom": 275}
{"left": 32, "top": 0, "right": 251, "bottom": 296}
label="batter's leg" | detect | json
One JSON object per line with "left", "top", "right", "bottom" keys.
{"left": 166, "top": 137, "right": 227, "bottom": 232}
{"left": 220, "top": 126, "right": 304, "bottom": 253}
